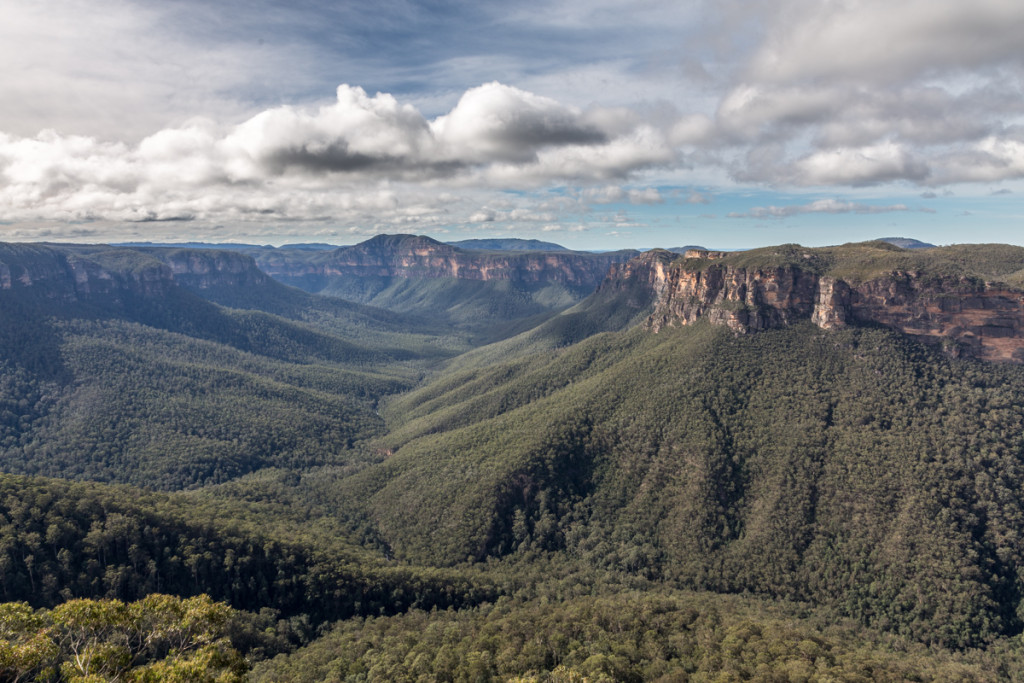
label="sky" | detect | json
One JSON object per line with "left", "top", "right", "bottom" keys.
{"left": 0, "top": 0, "right": 1022, "bottom": 250}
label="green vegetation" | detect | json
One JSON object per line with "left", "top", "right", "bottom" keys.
{"left": 252, "top": 589, "right": 1016, "bottom": 682}
{"left": 316, "top": 276, "right": 585, "bottom": 342}
{"left": 0, "top": 594, "right": 246, "bottom": 682}
{"left": 696, "top": 240, "right": 1024, "bottom": 284}
{"left": 0, "top": 315, "right": 415, "bottom": 488}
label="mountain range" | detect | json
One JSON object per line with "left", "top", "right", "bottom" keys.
{"left": 3, "top": 234, "right": 1024, "bottom": 679}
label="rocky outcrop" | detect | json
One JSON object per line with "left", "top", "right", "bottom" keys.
{"left": 144, "top": 249, "right": 271, "bottom": 291}
{"left": 647, "top": 261, "right": 821, "bottom": 335}
{"left": 845, "top": 273, "right": 1024, "bottom": 361}
{"left": 635, "top": 251, "right": 1024, "bottom": 362}
{"left": 596, "top": 249, "right": 677, "bottom": 310}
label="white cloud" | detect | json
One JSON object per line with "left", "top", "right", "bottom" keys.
{"left": 788, "top": 143, "right": 931, "bottom": 186}
{"left": 431, "top": 82, "right": 606, "bottom": 164}
{"left": 728, "top": 198, "right": 913, "bottom": 219}
{"left": 0, "top": 82, "right": 681, "bottom": 230}
{"left": 582, "top": 185, "right": 664, "bottom": 205}
{"left": 929, "top": 136, "right": 1024, "bottom": 184}
{"left": 0, "top": 0, "right": 303, "bottom": 141}
{"left": 707, "top": 0, "right": 1024, "bottom": 187}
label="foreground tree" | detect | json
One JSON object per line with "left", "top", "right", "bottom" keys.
{"left": 0, "top": 594, "right": 246, "bottom": 682}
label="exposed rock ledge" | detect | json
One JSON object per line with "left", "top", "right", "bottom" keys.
{"left": 635, "top": 250, "right": 1024, "bottom": 362}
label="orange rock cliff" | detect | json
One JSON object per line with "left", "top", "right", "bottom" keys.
{"left": 614, "top": 249, "right": 1024, "bottom": 362}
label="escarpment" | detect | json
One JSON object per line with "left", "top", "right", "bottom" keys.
{"left": 0, "top": 244, "right": 276, "bottom": 306}
{"left": 0, "top": 245, "right": 176, "bottom": 302}
{"left": 255, "top": 234, "right": 639, "bottom": 293}
{"left": 145, "top": 249, "right": 271, "bottom": 291}
{"left": 636, "top": 247, "right": 1024, "bottom": 362}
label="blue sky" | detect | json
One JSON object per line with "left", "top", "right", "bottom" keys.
{"left": 1, "top": 0, "right": 1022, "bottom": 249}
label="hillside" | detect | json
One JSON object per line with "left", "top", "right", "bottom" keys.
{"left": 0, "top": 242, "right": 461, "bottom": 489}
{"left": 337, "top": 317, "right": 1024, "bottom": 648}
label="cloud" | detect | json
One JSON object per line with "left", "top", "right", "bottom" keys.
{"left": 222, "top": 85, "right": 438, "bottom": 180}
{"left": 0, "top": 82, "right": 679, "bottom": 229}
{"left": 0, "top": 0, "right": 320, "bottom": 142}
{"left": 708, "top": 0, "right": 1024, "bottom": 187}
{"left": 789, "top": 143, "right": 932, "bottom": 186}
{"left": 469, "top": 210, "right": 496, "bottom": 222}
{"left": 431, "top": 82, "right": 607, "bottom": 164}
{"left": 4, "top": 0, "right": 1024, "bottom": 244}
{"left": 927, "top": 136, "right": 1024, "bottom": 184}
{"left": 728, "top": 198, "right": 913, "bottom": 219}
{"left": 541, "top": 223, "right": 588, "bottom": 233}
{"left": 750, "top": 0, "right": 1024, "bottom": 85}
{"left": 583, "top": 185, "right": 664, "bottom": 204}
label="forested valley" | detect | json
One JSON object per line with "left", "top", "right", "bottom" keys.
{"left": 4, "top": 238, "right": 1024, "bottom": 680}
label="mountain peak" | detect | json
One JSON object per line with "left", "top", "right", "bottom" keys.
{"left": 877, "top": 237, "right": 936, "bottom": 249}
{"left": 347, "top": 234, "right": 454, "bottom": 254}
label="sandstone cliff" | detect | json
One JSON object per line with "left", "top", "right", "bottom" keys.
{"left": 0, "top": 245, "right": 176, "bottom": 303}
{"left": 0, "top": 244, "right": 278, "bottom": 308}
{"left": 141, "top": 248, "right": 271, "bottom": 291}
{"left": 633, "top": 245, "right": 1024, "bottom": 362}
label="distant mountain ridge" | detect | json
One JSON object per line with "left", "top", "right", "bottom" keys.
{"left": 878, "top": 237, "right": 936, "bottom": 249}
{"left": 445, "top": 238, "right": 569, "bottom": 251}
{"left": 251, "top": 234, "right": 634, "bottom": 285}
{"left": 114, "top": 241, "right": 271, "bottom": 250}
{"left": 244, "top": 234, "right": 639, "bottom": 333}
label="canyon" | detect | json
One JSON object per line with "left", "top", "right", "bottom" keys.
{"left": 249, "top": 234, "right": 638, "bottom": 295}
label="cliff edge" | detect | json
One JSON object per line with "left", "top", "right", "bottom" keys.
{"left": 634, "top": 242, "right": 1024, "bottom": 362}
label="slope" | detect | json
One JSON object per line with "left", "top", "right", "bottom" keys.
{"left": 0, "top": 472, "right": 491, "bottom": 624}
{"left": 133, "top": 246, "right": 465, "bottom": 355}
{"left": 332, "top": 305, "right": 1024, "bottom": 647}
{"left": 0, "top": 243, "right": 446, "bottom": 489}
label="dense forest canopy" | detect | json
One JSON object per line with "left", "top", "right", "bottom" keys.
{"left": 4, "top": 238, "right": 1024, "bottom": 679}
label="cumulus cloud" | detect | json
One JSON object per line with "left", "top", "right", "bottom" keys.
{"left": 431, "top": 82, "right": 607, "bottom": 164}
{"left": 221, "top": 85, "right": 437, "bottom": 180}
{"left": 0, "top": 82, "right": 679, "bottom": 229}
{"left": 928, "top": 136, "right": 1024, "bottom": 184}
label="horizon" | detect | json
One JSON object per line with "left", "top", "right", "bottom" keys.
{"left": 1, "top": 1, "right": 1022, "bottom": 250}
{"left": 5, "top": 232, "right": 953, "bottom": 254}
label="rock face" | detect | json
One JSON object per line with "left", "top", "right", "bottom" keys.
{"left": 0, "top": 245, "right": 176, "bottom": 303}
{"left": 255, "top": 234, "right": 638, "bottom": 293}
{"left": 633, "top": 250, "right": 1024, "bottom": 362}
{"left": 844, "top": 273, "right": 1024, "bottom": 361}
{"left": 0, "top": 244, "right": 273, "bottom": 306}
{"left": 143, "top": 249, "right": 271, "bottom": 291}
